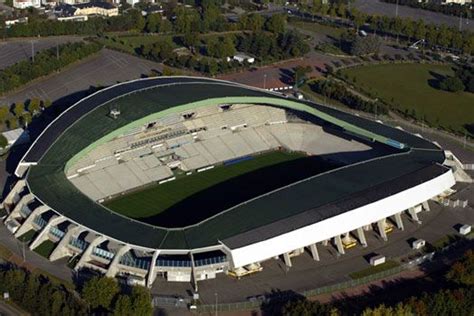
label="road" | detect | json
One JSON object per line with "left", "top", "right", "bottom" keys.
{"left": 354, "top": 0, "right": 474, "bottom": 31}
{"left": 0, "top": 300, "right": 23, "bottom": 316}
{"left": 0, "top": 36, "right": 84, "bottom": 70}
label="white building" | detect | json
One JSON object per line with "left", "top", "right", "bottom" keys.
{"left": 13, "top": 0, "right": 41, "bottom": 9}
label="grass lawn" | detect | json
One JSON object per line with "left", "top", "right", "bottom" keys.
{"left": 33, "top": 240, "right": 56, "bottom": 258}
{"left": 349, "top": 260, "right": 400, "bottom": 279}
{"left": 104, "top": 151, "right": 304, "bottom": 220}
{"left": 289, "top": 20, "right": 344, "bottom": 38}
{"left": 18, "top": 230, "right": 37, "bottom": 243}
{"left": 341, "top": 63, "right": 474, "bottom": 136}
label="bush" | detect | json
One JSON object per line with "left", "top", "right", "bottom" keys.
{"left": 439, "top": 76, "right": 465, "bottom": 92}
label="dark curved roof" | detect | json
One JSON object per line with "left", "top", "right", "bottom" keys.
{"left": 23, "top": 77, "right": 447, "bottom": 250}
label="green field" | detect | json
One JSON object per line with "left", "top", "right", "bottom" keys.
{"left": 104, "top": 151, "right": 340, "bottom": 227}
{"left": 341, "top": 63, "right": 474, "bottom": 136}
{"left": 104, "top": 151, "right": 303, "bottom": 221}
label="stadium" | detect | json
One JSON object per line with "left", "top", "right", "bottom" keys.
{"left": 2, "top": 77, "right": 457, "bottom": 287}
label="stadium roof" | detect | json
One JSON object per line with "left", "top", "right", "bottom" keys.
{"left": 21, "top": 77, "right": 446, "bottom": 250}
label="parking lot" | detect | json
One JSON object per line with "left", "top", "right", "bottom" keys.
{"left": 0, "top": 48, "right": 163, "bottom": 106}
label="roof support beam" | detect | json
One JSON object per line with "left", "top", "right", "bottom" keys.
{"left": 29, "top": 215, "right": 64, "bottom": 250}
{"left": 334, "top": 235, "right": 345, "bottom": 255}
{"left": 49, "top": 226, "right": 81, "bottom": 261}
{"left": 74, "top": 235, "right": 106, "bottom": 271}
{"left": 408, "top": 207, "right": 421, "bottom": 224}
{"left": 147, "top": 250, "right": 160, "bottom": 288}
{"left": 394, "top": 212, "right": 404, "bottom": 231}
{"left": 106, "top": 244, "right": 131, "bottom": 278}
{"left": 283, "top": 252, "right": 292, "bottom": 268}
{"left": 308, "top": 243, "right": 319, "bottom": 261}
{"left": 377, "top": 219, "right": 388, "bottom": 241}
{"left": 357, "top": 227, "right": 367, "bottom": 247}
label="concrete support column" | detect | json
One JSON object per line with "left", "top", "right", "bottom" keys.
{"left": 363, "top": 224, "right": 372, "bottom": 231}
{"left": 422, "top": 201, "right": 430, "bottom": 212}
{"left": 49, "top": 226, "right": 81, "bottom": 261}
{"left": 322, "top": 239, "right": 329, "bottom": 246}
{"left": 283, "top": 252, "right": 292, "bottom": 267}
{"left": 105, "top": 244, "right": 131, "bottom": 278}
{"left": 14, "top": 205, "right": 49, "bottom": 238}
{"left": 308, "top": 243, "right": 320, "bottom": 261}
{"left": 74, "top": 235, "right": 106, "bottom": 271}
{"left": 377, "top": 219, "right": 388, "bottom": 241}
{"left": 2, "top": 179, "right": 26, "bottom": 207}
{"left": 408, "top": 207, "right": 421, "bottom": 224}
{"left": 29, "top": 216, "right": 63, "bottom": 250}
{"left": 147, "top": 250, "right": 160, "bottom": 288}
{"left": 334, "top": 235, "right": 345, "bottom": 255}
{"left": 356, "top": 227, "right": 367, "bottom": 247}
{"left": 394, "top": 212, "right": 404, "bottom": 231}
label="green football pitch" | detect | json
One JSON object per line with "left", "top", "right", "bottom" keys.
{"left": 103, "top": 151, "right": 339, "bottom": 227}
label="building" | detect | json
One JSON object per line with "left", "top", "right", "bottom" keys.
{"left": 13, "top": 0, "right": 41, "bottom": 9}
{"left": 54, "top": 2, "right": 118, "bottom": 19}
{"left": 2, "top": 77, "right": 461, "bottom": 289}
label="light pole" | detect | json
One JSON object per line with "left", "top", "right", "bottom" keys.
{"left": 214, "top": 293, "right": 218, "bottom": 316}
{"left": 395, "top": 0, "right": 399, "bottom": 18}
{"left": 263, "top": 74, "right": 267, "bottom": 90}
{"left": 31, "top": 40, "right": 35, "bottom": 63}
{"left": 374, "top": 98, "right": 378, "bottom": 121}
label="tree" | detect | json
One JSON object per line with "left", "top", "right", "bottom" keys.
{"left": 130, "top": 286, "right": 153, "bottom": 316}
{"left": 350, "top": 36, "right": 382, "bottom": 56}
{"left": 446, "top": 250, "right": 474, "bottom": 285}
{"left": 113, "top": 295, "right": 133, "bottom": 316}
{"left": 293, "top": 65, "right": 312, "bottom": 86}
{"left": 206, "top": 59, "right": 218, "bottom": 76}
{"left": 351, "top": 10, "right": 367, "bottom": 32}
{"left": 0, "top": 134, "right": 8, "bottom": 148}
{"left": 247, "top": 14, "right": 264, "bottom": 32}
{"left": 265, "top": 14, "right": 286, "bottom": 34}
{"left": 12, "top": 102, "right": 25, "bottom": 117}
{"left": 439, "top": 76, "right": 465, "bottom": 92}
{"left": 414, "top": 19, "right": 426, "bottom": 40}
{"left": 183, "top": 32, "right": 199, "bottom": 49}
{"left": 0, "top": 107, "right": 9, "bottom": 122}
{"left": 42, "top": 99, "right": 52, "bottom": 108}
{"left": 82, "top": 276, "right": 119, "bottom": 311}
{"left": 145, "top": 14, "right": 160, "bottom": 33}
{"left": 28, "top": 98, "right": 41, "bottom": 115}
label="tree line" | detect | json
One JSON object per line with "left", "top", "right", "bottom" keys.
{"left": 281, "top": 250, "right": 474, "bottom": 315}
{"left": 0, "top": 42, "right": 101, "bottom": 95}
{"left": 0, "top": 98, "right": 52, "bottom": 130}
{"left": 0, "top": 264, "right": 153, "bottom": 315}
{"left": 308, "top": 79, "right": 389, "bottom": 115}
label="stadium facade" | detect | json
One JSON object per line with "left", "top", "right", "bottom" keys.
{"left": 2, "top": 77, "right": 458, "bottom": 287}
